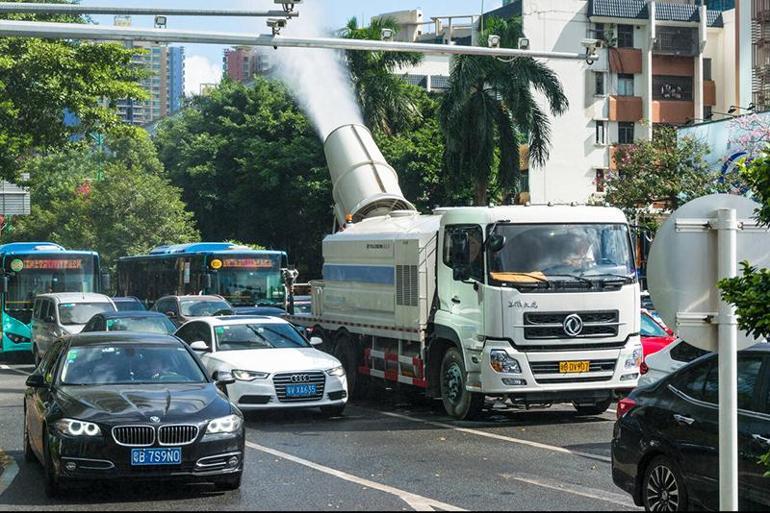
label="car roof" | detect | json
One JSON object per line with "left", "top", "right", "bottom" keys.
{"left": 186, "top": 315, "right": 289, "bottom": 326}
{"left": 65, "top": 332, "right": 182, "bottom": 346}
{"left": 112, "top": 296, "right": 141, "bottom": 302}
{"left": 742, "top": 342, "right": 770, "bottom": 353}
{"left": 36, "top": 293, "right": 113, "bottom": 303}
{"left": 97, "top": 311, "right": 170, "bottom": 319}
{"left": 158, "top": 295, "right": 226, "bottom": 301}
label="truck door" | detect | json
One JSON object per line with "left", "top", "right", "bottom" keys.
{"left": 443, "top": 225, "right": 485, "bottom": 342}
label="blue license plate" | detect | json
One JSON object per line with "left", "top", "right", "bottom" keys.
{"left": 285, "top": 384, "right": 317, "bottom": 397}
{"left": 131, "top": 448, "right": 182, "bottom": 466}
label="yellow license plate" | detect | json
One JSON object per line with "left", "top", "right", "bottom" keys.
{"left": 559, "top": 361, "right": 590, "bottom": 373}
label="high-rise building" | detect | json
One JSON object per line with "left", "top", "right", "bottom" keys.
{"left": 223, "top": 46, "right": 270, "bottom": 82}
{"left": 114, "top": 17, "right": 186, "bottom": 125}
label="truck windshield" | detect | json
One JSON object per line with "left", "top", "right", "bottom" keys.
{"left": 488, "top": 223, "right": 635, "bottom": 289}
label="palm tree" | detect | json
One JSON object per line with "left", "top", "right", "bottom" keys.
{"left": 342, "top": 17, "right": 424, "bottom": 135}
{"left": 440, "top": 17, "right": 568, "bottom": 205}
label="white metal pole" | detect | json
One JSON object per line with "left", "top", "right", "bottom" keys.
{"left": 0, "top": 2, "right": 297, "bottom": 17}
{"left": 717, "top": 207, "right": 739, "bottom": 512}
{"left": 0, "top": 20, "right": 587, "bottom": 60}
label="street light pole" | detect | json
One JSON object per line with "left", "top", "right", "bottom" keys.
{"left": 0, "top": 2, "right": 298, "bottom": 18}
{"left": 0, "top": 20, "right": 588, "bottom": 60}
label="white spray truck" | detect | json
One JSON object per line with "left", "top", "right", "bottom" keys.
{"left": 290, "top": 124, "right": 642, "bottom": 419}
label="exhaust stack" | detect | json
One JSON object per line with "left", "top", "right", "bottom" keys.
{"left": 324, "top": 124, "right": 416, "bottom": 227}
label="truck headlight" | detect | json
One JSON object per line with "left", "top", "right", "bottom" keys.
{"left": 232, "top": 369, "right": 269, "bottom": 381}
{"left": 206, "top": 414, "right": 243, "bottom": 435}
{"left": 625, "top": 346, "right": 643, "bottom": 369}
{"left": 325, "top": 366, "right": 345, "bottom": 377}
{"left": 490, "top": 350, "right": 521, "bottom": 374}
{"left": 55, "top": 418, "right": 101, "bottom": 437}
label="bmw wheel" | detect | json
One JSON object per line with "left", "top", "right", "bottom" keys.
{"left": 642, "top": 456, "right": 688, "bottom": 512}
{"left": 43, "top": 433, "right": 63, "bottom": 498}
{"left": 23, "top": 411, "right": 35, "bottom": 464}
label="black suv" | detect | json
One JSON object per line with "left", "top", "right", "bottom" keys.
{"left": 612, "top": 344, "right": 770, "bottom": 511}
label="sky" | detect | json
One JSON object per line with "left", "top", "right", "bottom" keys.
{"left": 80, "top": 0, "right": 503, "bottom": 95}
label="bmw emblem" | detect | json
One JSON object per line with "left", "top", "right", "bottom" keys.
{"left": 150, "top": 416, "right": 161, "bottom": 424}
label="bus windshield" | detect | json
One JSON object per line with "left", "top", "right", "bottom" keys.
{"left": 213, "top": 255, "right": 285, "bottom": 307}
{"left": 488, "top": 224, "right": 635, "bottom": 289}
{"left": 4, "top": 255, "right": 98, "bottom": 324}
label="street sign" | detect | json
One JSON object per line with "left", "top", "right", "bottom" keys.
{"left": 647, "top": 194, "right": 770, "bottom": 352}
{"left": 647, "top": 193, "right": 770, "bottom": 512}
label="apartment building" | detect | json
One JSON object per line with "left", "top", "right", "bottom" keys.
{"left": 223, "top": 46, "right": 271, "bottom": 82}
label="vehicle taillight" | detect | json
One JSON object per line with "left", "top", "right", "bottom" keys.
{"left": 640, "top": 362, "right": 649, "bottom": 375}
{"left": 617, "top": 398, "right": 637, "bottom": 420}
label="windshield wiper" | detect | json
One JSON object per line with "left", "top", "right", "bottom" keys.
{"left": 544, "top": 274, "right": 594, "bottom": 287}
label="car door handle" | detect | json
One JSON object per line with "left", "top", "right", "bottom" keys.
{"left": 673, "top": 414, "right": 695, "bottom": 426}
{"left": 752, "top": 434, "right": 770, "bottom": 446}
{"left": 451, "top": 296, "right": 461, "bottom": 304}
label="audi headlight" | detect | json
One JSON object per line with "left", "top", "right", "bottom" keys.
{"left": 54, "top": 418, "right": 101, "bottom": 437}
{"left": 206, "top": 414, "right": 243, "bottom": 435}
{"left": 490, "top": 350, "right": 522, "bottom": 374}
{"left": 625, "top": 346, "right": 644, "bottom": 369}
{"left": 232, "top": 369, "right": 269, "bottom": 381}
{"left": 325, "top": 366, "right": 346, "bottom": 377}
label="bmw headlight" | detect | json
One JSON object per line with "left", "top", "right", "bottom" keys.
{"left": 490, "top": 350, "right": 522, "bottom": 374}
{"left": 206, "top": 414, "right": 243, "bottom": 435}
{"left": 325, "top": 366, "right": 346, "bottom": 377}
{"left": 232, "top": 369, "right": 269, "bottom": 381}
{"left": 54, "top": 418, "right": 101, "bottom": 437}
{"left": 625, "top": 346, "right": 644, "bottom": 369}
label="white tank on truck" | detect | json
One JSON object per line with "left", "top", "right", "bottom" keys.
{"left": 290, "top": 124, "right": 642, "bottom": 420}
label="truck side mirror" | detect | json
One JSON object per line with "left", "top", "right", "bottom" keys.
{"left": 101, "top": 273, "right": 111, "bottom": 293}
{"left": 487, "top": 233, "right": 507, "bottom": 253}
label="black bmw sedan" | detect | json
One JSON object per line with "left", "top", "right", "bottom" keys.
{"left": 612, "top": 344, "right": 770, "bottom": 511}
{"left": 23, "top": 332, "right": 245, "bottom": 497}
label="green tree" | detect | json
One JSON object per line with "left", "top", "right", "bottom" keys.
{"left": 440, "top": 16, "right": 568, "bottom": 206}
{"left": 343, "top": 17, "right": 423, "bottom": 135}
{"left": 605, "top": 127, "right": 738, "bottom": 232}
{"left": 154, "top": 78, "right": 332, "bottom": 277}
{"left": 7, "top": 131, "right": 199, "bottom": 269}
{"left": 0, "top": 0, "right": 147, "bottom": 179}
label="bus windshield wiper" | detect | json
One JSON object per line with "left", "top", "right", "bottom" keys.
{"left": 543, "top": 274, "right": 594, "bottom": 287}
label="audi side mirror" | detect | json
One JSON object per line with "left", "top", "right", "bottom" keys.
{"left": 212, "top": 371, "right": 235, "bottom": 386}
{"left": 309, "top": 336, "right": 323, "bottom": 347}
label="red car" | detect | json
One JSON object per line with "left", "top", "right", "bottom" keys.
{"left": 640, "top": 309, "right": 676, "bottom": 359}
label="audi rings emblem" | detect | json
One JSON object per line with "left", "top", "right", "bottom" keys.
{"left": 563, "top": 314, "right": 584, "bottom": 338}
{"left": 290, "top": 374, "right": 310, "bottom": 383}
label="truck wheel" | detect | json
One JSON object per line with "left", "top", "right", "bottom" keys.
{"left": 440, "top": 347, "right": 484, "bottom": 420}
{"left": 573, "top": 398, "right": 612, "bottom": 416}
{"left": 333, "top": 337, "right": 366, "bottom": 399}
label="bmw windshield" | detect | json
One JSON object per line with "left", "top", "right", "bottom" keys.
{"left": 487, "top": 223, "right": 636, "bottom": 290}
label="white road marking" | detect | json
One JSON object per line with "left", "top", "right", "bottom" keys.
{"left": 378, "top": 411, "right": 612, "bottom": 464}
{"left": 0, "top": 450, "right": 19, "bottom": 496}
{"left": 0, "top": 365, "right": 29, "bottom": 376}
{"left": 506, "top": 474, "right": 639, "bottom": 509}
{"left": 245, "top": 441, "right": 466, "bottom": 512}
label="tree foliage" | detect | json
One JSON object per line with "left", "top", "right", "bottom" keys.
{"left": 605, "top": 127, "right": 739, "bottom": 231}
{"left": 6, "top": 130, "right": 198, "bottom": 269}
{"left": 0, "top": 0, "right": 147, "bottom": 179}
{"left": 440, "top": 16, "right": 568, "bottom": 205}
{"left": 343, "top": 17, "right": 423, "bottom": 136}
{"left": 155, "top": 78, "right": 332, "bottom": 277}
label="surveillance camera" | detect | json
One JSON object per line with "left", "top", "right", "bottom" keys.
{"left": 275, "top": 0, "right": 303, "bottom": 3}
{"left": 581, "top": 38, "right": 600, "bottom": 65}
{"left": 267, "top": 18, "right": 287, "bottom": 29}
{"left": 517, "top": 37, "right": 530, "bottom": 50}
{"left": 488, "top": 34, "right": 501, "bottom": 49}
{"left": 381, "top": 28, "right": 394, "bottom": 41}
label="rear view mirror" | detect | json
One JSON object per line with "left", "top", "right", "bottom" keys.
{"left": 26, "top": 374, "right": 47, "bottom": 388}
{"left": 0, "top": 275, "right": 8, "bottom": 294}
{"left": 309, "top": 336, "right": 323, "bottom": 347}
{"left": 487, "top": 233, "right": 507, "bottom": 253}
{"left": 212, "top": 371, "right": 235, "bottom": 386}
{"left": 165, "top": 311, "right": 176, "bottom": 318}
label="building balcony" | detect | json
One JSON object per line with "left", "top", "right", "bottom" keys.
{"left": 609, "top": 96, "right": 643, "bottom": 122}
{"left": 703, "top": 80, "right": 716, "bottom": 106}
{"left": 652, "top": 56, "right": 695, "bottom": 76}
{"left": 609, "top": 48, "right": 643, "bottom": 74}
{"left": 652, "top": 27, "right": 699, "bottom": 57}
{"left": 652, "top": 100, "right": 694, "bottom": 124}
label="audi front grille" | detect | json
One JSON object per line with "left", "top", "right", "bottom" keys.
{"left": 112, "top": 426, "right": 155, "bottom": 447}
{"left": 158, "top": 425, "right": 199, "bottom": 446}
{"left": 273, "top": 372, "right": 326, "bottom": 403}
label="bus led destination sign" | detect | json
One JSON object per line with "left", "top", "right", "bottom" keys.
{"left": 221, "top": 258, "right": 275, "bottom": 269}
{"left": 21, "top": 259, "right": 83, "bottom": 270}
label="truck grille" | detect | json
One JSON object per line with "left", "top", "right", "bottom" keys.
{"left": 273, "top": 372, "right": 326, "bottom": 403}
{"left": 158, "top": 425, "right": 199, "bottom": 446}
{"left": 529, "top": 359, "right": 617, "bottom": 375}
{"left": 523, "top": 311, "right": 619, "bottom": 340}
{"left": 112, "top": 426, "right": 155, "bottom": 447}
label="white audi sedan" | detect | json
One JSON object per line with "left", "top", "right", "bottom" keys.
{"left": 175, "top": 316, "right": 347, "bottom": 416}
